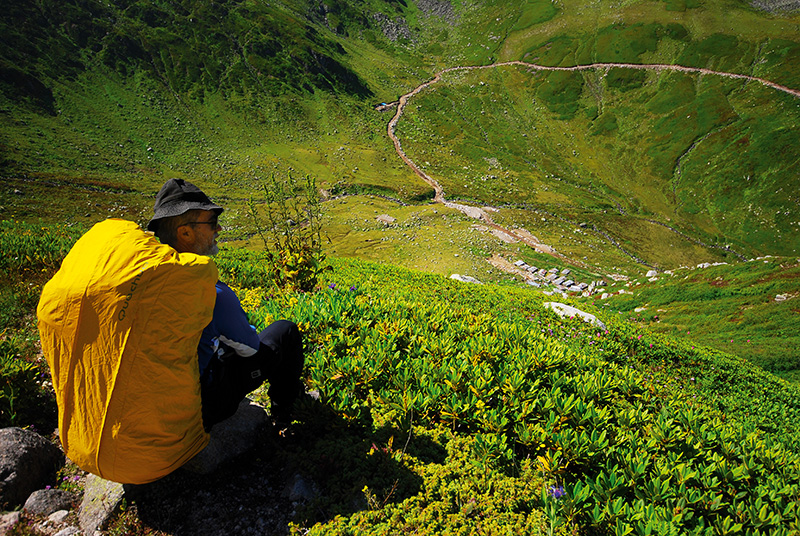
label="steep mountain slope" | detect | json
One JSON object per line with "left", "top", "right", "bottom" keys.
{"left": 1, "top": 0, "right": 799, "bottom": 382}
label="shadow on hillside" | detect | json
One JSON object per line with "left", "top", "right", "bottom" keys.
{"left": 131, "top": 398, "right": 442, "bottom": 535}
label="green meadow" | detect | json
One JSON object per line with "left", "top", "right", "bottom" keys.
{"left": 3, "top": 222, "right": 800, "bottom": 533}
{"left": 2, "top": 0, "right": 800, "bottom": 532}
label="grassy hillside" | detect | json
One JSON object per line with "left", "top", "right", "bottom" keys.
{"left": 3, "top": 221, "right": 800, "bottom": 534}
{"left": 594, "top": 257, "right": 800, "bottom": 382}
{"left": 1, "top": 1, "right": 799, "bottom": 484}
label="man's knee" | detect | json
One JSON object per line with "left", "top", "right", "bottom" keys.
{"left": 260, "top": 319, "right": 302, "bottom": 349}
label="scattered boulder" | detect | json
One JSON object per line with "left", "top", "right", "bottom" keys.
{"left": 543, "top": 302, "right": 607, "bottom": 330}
{"left": 48, "top": 510, "right": 70, "bottom": 524}
{"left": 0, "top": 427, "right": 64, "bottom": 508}
{"left": 78, "top": 474, "right": 126, "bottom": 535}
{"left": 376, "top": 214, "right": 396, "bottom": 225}
{"left": 646, "top": 270, "right": 658, "bottom": 277}
{"left": 0, "top": 511, "right": 21, "bottom": 533}
{"left": 24, "top": 488, "right": 76, "bottom": 516}
{"left": 450, "top": 274, "right": 483, "bottom": 285}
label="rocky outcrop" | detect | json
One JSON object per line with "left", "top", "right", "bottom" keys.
{"left": 0, "top": 427, "right": 64, "bottom": 509}
{"left": 23, "top": 489, "right": 76, "bottom": 516}
{"left": 1, "top": 398, "right": 271, "bottom": 535}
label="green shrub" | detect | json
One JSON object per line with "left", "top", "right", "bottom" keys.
{"left": 235, "top": 258, "right": 800, "bottom": 534}
{"left": 247, "top": 172, "right": 330, "bottom": 292}
{"left": 0, "top": 338, "right": 56, "bottom": 430}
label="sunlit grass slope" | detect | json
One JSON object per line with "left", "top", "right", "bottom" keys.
{"left": 394, "top": 61, "right": 800, "bottom": 267}
{"left": 595, "top": 256, "right": 800, "bottom": 382}
{"left": 3, "top": 220, "right": 800, "bottom": 533}
{"left": 3, "top": 0, "right": 799, "bottom": 272}
{"left": 224, "top": 248, "right": 800, "bottom": 534}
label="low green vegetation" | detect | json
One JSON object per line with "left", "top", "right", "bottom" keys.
{"left": 597, "top": 257, "right": 800, "bottom": 382}
{"left": 6, "top": 222, "right": 800, "bottom": 533}
{"left": 227, "top": 247, "right": 800, "bottom": 533}
{"left": 3, "top": 0, "right": 800, "bottom": 531}
{"left": 0, "top": 221, "right": 83, "bottom": 432}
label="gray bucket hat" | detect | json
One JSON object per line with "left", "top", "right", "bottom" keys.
{"left": 147, "top": 179, "right": 223, "bottom": 232}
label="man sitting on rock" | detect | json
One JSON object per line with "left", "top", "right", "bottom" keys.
{"left": 147, "top": 178, "right": 305, "bottom": 430}
{"left": 38, "top": 178, "right": 305, "bottom": 485}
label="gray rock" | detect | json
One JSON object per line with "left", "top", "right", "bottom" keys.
{"left": 182, "top": 398, "right": 269, "bottom": 475}
{"left": 283, "top": 473, "right": 318, "bottom": 503}
{"left": 449, "top": 274, "right": 483, "bottom": 285}
{"left": 24, "top": 488, "right": 76, "bottom": 516}
{"left": 0, "top": 511, "right": 21, "bottom": 534}
{"left": 48, "top": 510, "right": 70, "bottom": 524}
{"left": 54, "top": 527, "right": 80, "bottom": 536}
{"left": 0, "top": 427, "right": 64, "bottom": 508}
{"left": 543, "top": 302, "right": 607, "bottom": 330}
{"left": 78, "top": 474, "right": 126, "bottom": 535}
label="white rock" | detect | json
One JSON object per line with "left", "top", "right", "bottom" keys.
{"left": 49, "top": 510, "right": 70, "bottom": 524}
{"left": 450, "top": 274, "right": 483, "bottom": 285}
{"left": 543, "top": 302, "right": 606, "bottom": 330}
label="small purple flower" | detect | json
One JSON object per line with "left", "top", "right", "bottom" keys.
{"left": 350, "top": 285, "right": 356, "bottom": 292}
{"left": 328, "top": 283, "right": 336, "bottom": 290}
{"left": 548, "top": 485, "right": 566, "bottom": 499}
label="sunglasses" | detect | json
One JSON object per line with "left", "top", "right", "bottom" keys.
{"left": 182, "top": 217, "right": 219, "bottom": 228}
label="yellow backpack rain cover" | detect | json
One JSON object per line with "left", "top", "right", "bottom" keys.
{"left": 37, "top": 219, "right": 217, "bottom": 484}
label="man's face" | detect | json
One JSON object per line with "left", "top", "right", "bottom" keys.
{"left": 184, "top": 210, "right": 221, "bottom": 256}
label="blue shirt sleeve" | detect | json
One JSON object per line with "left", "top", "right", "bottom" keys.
{"left": 197, "top": 281, "right": 260, "bottom": 375}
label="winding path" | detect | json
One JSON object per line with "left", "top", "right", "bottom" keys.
{"left": 385, "top": 61, "right": 800, "bottom": 268}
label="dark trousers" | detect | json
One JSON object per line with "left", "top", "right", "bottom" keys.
{"left": 200, "top": 320, "right": 304, "bottom": 430}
